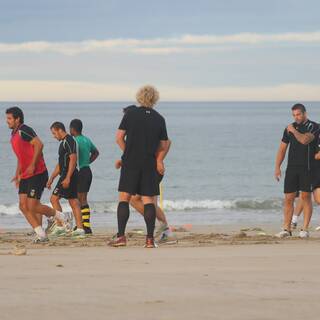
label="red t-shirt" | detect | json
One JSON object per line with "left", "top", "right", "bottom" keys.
{"left": 11, "top": 124, "right": 47, "bottom": 179}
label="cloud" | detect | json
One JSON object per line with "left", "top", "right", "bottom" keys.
{"left": 0, "top": 31, "right": 319, "bottom": 55}
{"left": 1, "top": 80, "right": 320, "bottom": 101}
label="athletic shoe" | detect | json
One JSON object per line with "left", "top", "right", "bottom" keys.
{"left": 158, "top": 231, "right": 177, "bottom": 244}
{"left": 54, "top": 211, "right": 71, "bottom": 231}
{"left": 144, "top": 237, "right": 158, "bottom": 248}
{"left": 71, "top": 228, "right": 86, "bottom": 238}
{"left": 299, "top": 230, "right": 310, "bottom": 238}
{"left": 108, "top": 235, "right": 127, "bottom": 247}
{"left": 291, "top": 222, "right": 298, "bottom": 229}
{"left": 315, "top": 226, "right": 320, "bottom": 231}
{"left": 33, "top": 235, "right": 49, "bottom": 243}
{"left": 46, "top": 219, "right": 57, "bottom": 234}
{"left": 84, "top": 226, "right": 93, "bottom": 235}
{"left": 275, "top": 230, "right": 292, "bottom": 238}
{"left": 155, "top": 223, "right": 169, "bottom": 237}
{"left": 50, "top": 225, "right": 67, "bottom": 237}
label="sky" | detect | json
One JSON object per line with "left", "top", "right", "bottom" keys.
{"left": 0, "top": 0, "right": 319, "bottom": 101}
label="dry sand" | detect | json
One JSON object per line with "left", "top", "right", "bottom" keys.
{"left": 1, "top": 225, "right": 320, "bottom": 320}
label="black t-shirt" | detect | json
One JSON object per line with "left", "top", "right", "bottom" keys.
{"left": 282, "top": 120, "right": 319, "bottom": 168}
{"left": 58, "top": 134, "right": 77, "bottom": 177}
{"left": 17, "top": 124, "right": 37, "bottom": 141}
{"left": 119, "top": 106, "right": 168, "bottom": 169}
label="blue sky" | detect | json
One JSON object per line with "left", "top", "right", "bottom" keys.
{"left": 0, "top": 0, "right": 319, "bottom": 100}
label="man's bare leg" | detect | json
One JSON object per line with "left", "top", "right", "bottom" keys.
{"left": 301, "top": 191, "right": 312, "bottom": 230}
{"left": 283, "top": 192, "right": 296, "bottom": 231}
{"left": 292, "top": 195, "right": 303, "bottom": 227}
{"left": 68, "top": 198, "right": 83, "bottom": 229}
{"left": 130, "top": 195, "right": 168, "bottom": 225}
{"left": 19, "top": 194, "right": 40, "bottom": 228}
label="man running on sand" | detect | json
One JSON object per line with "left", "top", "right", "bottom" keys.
{"left": 6, "top": 107, "right": 67, "bottom": 243}
{"left": 115, "top": 105, "right": 173, "bottom": 243}
{"left": 275, "top": 103, "right": 319, "bottom": 238}
{"left": 109, "top": 85, "right": 169, "bottom": 248}
{"left": 47, "top": 122, "right": 85, "bottom": 238}
{"left": 70, "top": 119, "right": 99, "bottom": 234}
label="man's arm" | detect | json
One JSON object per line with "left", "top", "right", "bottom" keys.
{"left": 90, "top": 149, "right": 99, "bottom": 163}
{"left": 275, "top": 142, "right": 288, "bottom": 181}
{"left": 155, "top": 140, "right": 168, "bottom": 175}
{"left": 25, "top": 137, "right": 44, "bottom": 176}
{"left": 156, "top": 139, "right": 171, "bottom": 162}
{"left": 287, "top": 125, "right": 315, "bottom": 145}
{"left": 47, "top": 164, "right": 60, "bottom": 189}
{"left": 61, "top": 154, "right": 77, "bottom": 188}
{"left": 116, "top": 129, "right": 126, "bottom": 152}
{"left": 11, "top": 161, "right": 21, "bottom": 188}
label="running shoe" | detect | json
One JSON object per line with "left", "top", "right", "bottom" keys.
{"left": 315, "top": 226, "right": 320, "bottom": 231}
{"left": 144, "top": 237, "right": 158, "bottom": 248}
{"left": 299, "top": 230, "right": 310, "bottom": 238}
{"left": 275, "top": 230, "right": 292, "bottom": 238}
{"left": 46, "top": 219, "right": 57, "bottom": 234}
{"left": 155, "top": 223, "right": 169, "bottom": 237}
{"left": 158, "top": 231, "right": 177, "bottom": 244}
{"left": 33, "top": 235, "right": 49, "bottom": 243}
{"left": 50, "top": 225, "right": 67, "bottom": 237}
{"left": 71, "top": 228, "right": 86, "bottom": 238}
{"left": 108, "top": 235, "right": 127, "bottom": 247}
{"left": 84, "top": 226, "right": 93, "bottom": 235}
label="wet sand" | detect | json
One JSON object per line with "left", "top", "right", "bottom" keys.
{"left": 1, "top": 225, "right": 320, "bottom": 320}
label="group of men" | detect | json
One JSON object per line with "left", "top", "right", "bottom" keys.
{"left": 6, "top": 85, "right": 172, "bottom": 248}
{"left": 275, "top": 103, "right": 320, "bottom": 238}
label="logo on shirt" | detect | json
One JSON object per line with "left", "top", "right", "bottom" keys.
{"left": 30, "top": 189, "right": 35, "bottom": 198}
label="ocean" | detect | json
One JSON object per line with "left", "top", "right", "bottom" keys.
{"left": 1, "top": 101, "right": 320, "bottom": 229}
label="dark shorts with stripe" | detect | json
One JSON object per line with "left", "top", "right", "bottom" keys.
{"left": 53, "top": 170, "right": 78, "bottom": 199}
{"left": 19, "top": 171, "right": 48, "bottom": 200}
{"left": 284, "top": 166, "right": 312, "bottom": 193}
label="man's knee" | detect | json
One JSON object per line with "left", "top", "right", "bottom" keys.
{"left": 19, "top": 202, "right": 28, "bottom": 213}
{"left": 119, "top": 192, "right": 131, "bottom": 202}
{"left": 301, "top": 192, "right": 311, "bottom": 201}
{"left": 284, "top": 194, "right": 295, "bottom": 205}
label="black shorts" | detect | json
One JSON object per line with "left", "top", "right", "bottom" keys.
{"left": 284, "top": 166, "right": 312, "bottom": 194}
{"left": 77, "top": 167, "right": 92, "bottom": 193}
{"left": 118, "top": 166, "right": 160, "bottom": 196}
{"left": 19, "top": 171, "right": 48, "bottom": 200}
{"left": 312, "top": 168, "right": 320, "bottom": 190}
{"left": 157, "top": 173, "right": 164, "bottom": 184}
{"left": 53, "top": 171, "right": 78, "bottom": 199}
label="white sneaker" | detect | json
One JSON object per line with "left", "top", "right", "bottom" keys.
{"left": 33, "top": 235, "right": 49, "bottom": 243}
{"left": 55, "top": 211, "right": 71, "bottom": 231}
{"left": 50, "top": 225, "right": 67, "bottom": 237}
{"left": 275, "top": 230, "right": 292, "bottom": 238}
{"left": 315, "top": 226, "right": 320, "bottom": 231}
{"left": 299, "top": 230, "right": 310, "bottom": 238}
{"left": 71, "top": 228, "right": 85, "bottom": 238}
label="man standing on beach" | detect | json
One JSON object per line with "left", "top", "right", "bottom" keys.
{"left": 6, "top": 107, "right": 68, "bottom": 242}
{"left": 47, "top": 122, "right": 85, "bottom": 238}
{"left": 275, "top": 103, "right": 319, "bottom": 238}
{"left": 115, "top": 105, "right": 173, "bottom": 243}
{"left": 109, "top": 85, "right": 169, "bottom": 248}
{"left": 70, "top": 119, "right": 99, "bottom": 234}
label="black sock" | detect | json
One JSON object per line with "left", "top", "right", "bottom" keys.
{"left": 117, "top": 201, "right": 130, "bottom": 237}
{"left": 144, "top": 203, "right": 156, "bottom": 238}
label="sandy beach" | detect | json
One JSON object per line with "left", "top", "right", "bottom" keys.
{"left": 1, "top": 225, "right": 320, "bottom": 320}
